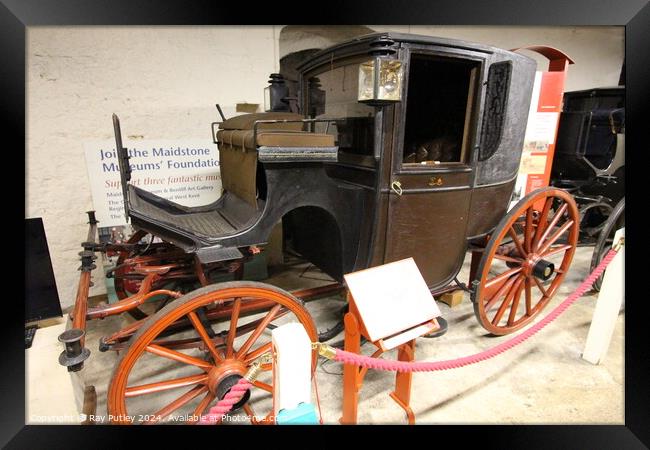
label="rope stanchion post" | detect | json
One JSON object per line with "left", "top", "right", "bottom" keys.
{"left": 339, "top": 301, "right": 417, "bottom": 425}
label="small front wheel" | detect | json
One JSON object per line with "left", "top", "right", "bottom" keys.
{"left": 472, "top": 188, "right": 579, "bottom": 335}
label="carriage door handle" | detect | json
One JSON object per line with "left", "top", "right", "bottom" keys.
{"left": 391, "top": 180, "right": 403, "bottom": 196}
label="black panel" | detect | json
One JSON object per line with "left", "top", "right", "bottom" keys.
{"left": 479, "top": 61, "right": 512, "bottom": 161}
{"left": 25, "top": 218, "right": 62, "bottom": 323}
{"left": 563, "top": 87, "right": 625, "bottom": 111}
{"left": 550, "top": 86, "right": 625, "bottom": 204}
{"left": 284, "top": 206, "right": 344, "bottom": 280}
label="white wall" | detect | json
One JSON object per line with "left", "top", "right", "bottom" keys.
{"left": 27, "top": 25, "right": 623, "bottom": 310}
{"left": 27, "top": 26, "right": 280, "bottom": 309}
{"left": 372, "top": 26, "right": 624, "bottom": 92}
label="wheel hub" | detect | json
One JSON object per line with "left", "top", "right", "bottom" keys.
{"left": 207, "top": 359, "right": 250, "bottom": 410}
{"left": 216, "top": 374, "right": 251, "bottom": 410}
{"left": 522, "top": 254, "right": 554, "bottom": 281}
{"left": 532, "top": 258, "right": 554, "bottom": 281}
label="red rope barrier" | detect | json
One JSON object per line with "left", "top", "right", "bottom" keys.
{"left": 199, "top": 378, "right": 252, "bottom": 425}
{"left": 199, "top": 246, "right": 621, "bottom": 424}
{"left": 332, "top": 248, "right": 620, "bottom": 372}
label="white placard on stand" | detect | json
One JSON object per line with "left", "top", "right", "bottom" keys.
{"left": 344, "top": 258, "right": 441, "bottom": 343}
{"left": 582, "top": 228, "right": 625, "bottom": 365}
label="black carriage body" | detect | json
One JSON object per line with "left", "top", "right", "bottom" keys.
{"left": 125, "top": 33, "right": 536, "bottom": 289}
{"left": 551, "top": 86, "right": 625, "bottom": 204}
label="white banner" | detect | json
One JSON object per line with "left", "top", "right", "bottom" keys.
{"left": 84, "top": 140, "right": 221, "bottom": 227}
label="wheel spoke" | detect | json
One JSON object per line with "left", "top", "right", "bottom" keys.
{"left": 243, "top": 403, "right": 259, "bottom": 424}
{"left": 148, "top": 335, "right": 226, "bottom": 352}
{"left": 492, "top": 253, "right": 523, "bottom": 264}
{"left": 145, "top": 344, "right": 212, "bottom": 370}
{"left": 538, "top": 219, "right": 575, "bottom": 255}
{"left": 507, "top": 227, "right": 527, "bottom": 258}
{"left": 485, "top": 266, "right": 523, "bottom": 290}
{"left": 125, "top": 373, "right": 208, "bottom": 398}
{"left": 532, "top": 197, "right": 554, "bottom": 249}
{"left": 541, "top": 244, "right": 572, "bottom": 258}
{"left": 507, "top": 279, "right": 525, "bottom": 326}
{"left": 534, "top": 202, "right": 567, "bottom": 251}
{"left": 485, "top": 275, "right": 518, "bottom": 312}
{"left": 225, "top": 297, "right": 242, "bottom": 358}
{"left": 143, "top": 385, "right": 208, "bottom": 424}
{"left": 236, "top": 304, "right": 282, "bottom": 359}
{"left": 533, "top": 276, "right": 549, "bottom": 298}
{"left": 525, "top": 278, "right": 532, "bottom": 316}
{"left": 492, "top": 276, "right": 523, "bottom": 326}
{"left": 525, "top": 207, "right": 534, "bottom": 253}
{"left": 188, "top": 311, "right": 224, "bottom": 363}
{"left": 252, "top": 380, "right": 273, "bottom": 393}
{"left": 190, "top": 392, "right": 216, "bottom": 422}
{"left": 243, "top": 342, "right": 273, "bottom": 365}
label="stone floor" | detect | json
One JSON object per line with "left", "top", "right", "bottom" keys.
{"left": 74, "top": 245, "right": 623, "bottom": 425}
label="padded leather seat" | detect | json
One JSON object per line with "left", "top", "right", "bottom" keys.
{"left": 216, "top": 112, "right": 336, "bottom": 207}
{"left": 216, "top": 129, "right": 335, "bottom": 151}
{"left": 219, "top": 112, "right": 304, "bottom": 131}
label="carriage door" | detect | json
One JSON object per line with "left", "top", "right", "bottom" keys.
{"left": 384, "top": 53, "right": 480, "bottom": 289}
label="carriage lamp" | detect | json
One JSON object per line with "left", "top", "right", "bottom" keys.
{"left": 264, "top": 73, "right": 290, "bottom": 112}
{"left": 358, "top": 56, "right": 403, "bottom": 105}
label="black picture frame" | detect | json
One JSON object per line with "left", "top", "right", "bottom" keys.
{"left": 25, "top": 218, "right": 63, "bottom": 324}
{"left": 8, "top": 0, "right": 648, "bottom": 447}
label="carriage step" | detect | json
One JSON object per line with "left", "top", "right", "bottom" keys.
{"left": 196, "top": 245, "right": 244, "bottom": 264}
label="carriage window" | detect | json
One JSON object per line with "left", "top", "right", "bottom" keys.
{"left": 402, "top": 54, "right": 478, "bottom": 166}
{"left": 306, "top": 61, "right": 376, "bottom": 158}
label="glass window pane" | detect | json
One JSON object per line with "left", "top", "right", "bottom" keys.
{"left": 307, "top": 61, "right": 376, "bottom": 157}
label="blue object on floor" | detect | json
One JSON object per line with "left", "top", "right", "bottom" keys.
{"left": 275, "top": 403, "right": 320, "bottom": 425}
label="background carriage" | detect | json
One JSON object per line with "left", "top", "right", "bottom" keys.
{"left": 550, "top": 86, "right": 625, "bottom": 290}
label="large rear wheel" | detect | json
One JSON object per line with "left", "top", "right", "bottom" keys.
{"left": 107, "top": 281, "right": 318, "bottom": 424}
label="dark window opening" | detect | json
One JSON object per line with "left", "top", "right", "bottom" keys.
{"left": 306, "top": 60, "right": 376, "bottom": 159}
{"left": 403, "top": 55, "right": 477, "bottom": 166}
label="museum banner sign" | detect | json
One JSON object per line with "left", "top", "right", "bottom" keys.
{"left": 84, "top": 139, "right": 220, "bottom": 228}
{"left": 511, "top": 46, "right": 573, "bottom": 208}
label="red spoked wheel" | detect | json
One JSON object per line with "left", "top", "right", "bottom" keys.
{"left": 472, "top": 187, "right": 579, "bottom": 335}
{"left": 107, "top": 281, "right": 318, "bottom": 424}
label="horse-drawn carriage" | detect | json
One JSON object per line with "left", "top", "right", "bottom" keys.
{"left": 58, "top": 33, "right": 580, "bottom": 424}
{"left": 550, "top": 86, "right": 625, "bottom": 290}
